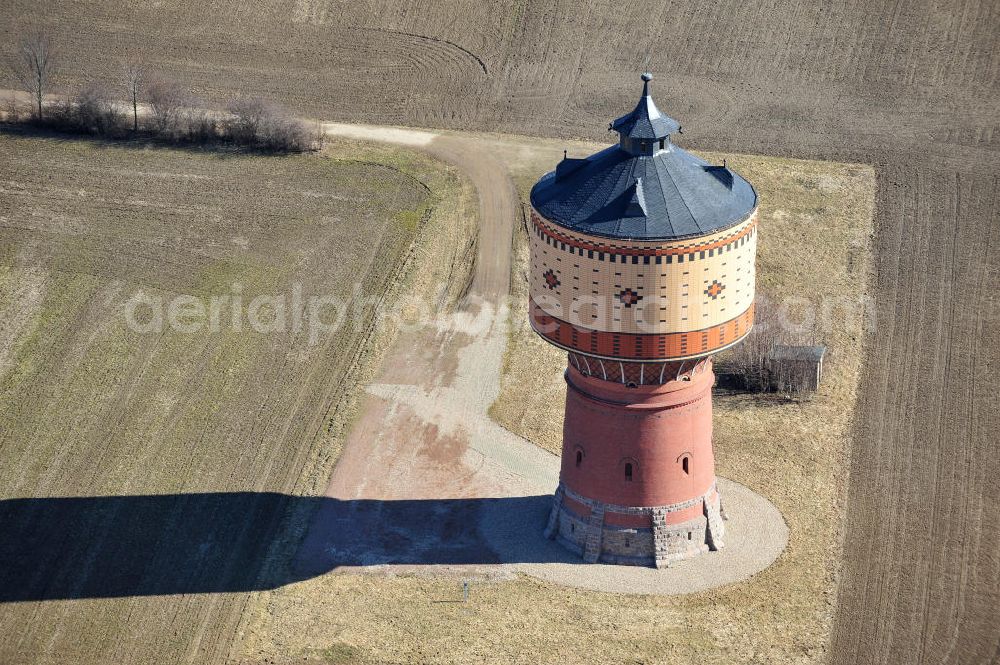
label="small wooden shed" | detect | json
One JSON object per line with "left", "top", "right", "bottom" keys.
{"left": 767, "top": 345, "right": 827, "bottom": 392}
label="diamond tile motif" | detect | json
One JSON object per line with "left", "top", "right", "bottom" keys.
{"left": 619, "top": 288, "right": 643, "bottom": 307}
{"left": 543, "top": 268, "right": 561, "bottom": 290}
{"left": 705, "top": 280, "right": 724, "bottom": 299}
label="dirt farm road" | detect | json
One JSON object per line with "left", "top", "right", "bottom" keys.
{"left": 316, "top": 123, "right": 549, "bottom": 495}
{"left": 300, "top": 125, "right": 562, "bottom": 564}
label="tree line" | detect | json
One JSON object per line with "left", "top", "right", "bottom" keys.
{"left": 6, "top": 32, "right": 320, "bottom": 152}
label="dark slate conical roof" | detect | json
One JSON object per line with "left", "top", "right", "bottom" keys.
{"left": 531, "top": 73, "right": 757, "bottom": 241}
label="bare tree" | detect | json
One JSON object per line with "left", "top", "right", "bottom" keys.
{"left": 185, "top": 105, "right": 218, "bottom": 143}
{"left": 717, "top": 297, "right": 787, "bottom": 392}
{"left": 719, "top": 306, "right": 779, "bottom": 392}
{"left": 122, "top": 59, "right": 145, "bottom": 132}
{"left": 10, "top": 33, "right": 56, "bottom": 120}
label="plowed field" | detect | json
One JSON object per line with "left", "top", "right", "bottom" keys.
{"left": 0, "top": 132, "right": 474, "bottom": 664}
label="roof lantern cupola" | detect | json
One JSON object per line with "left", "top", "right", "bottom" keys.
{"left": 610, "top": 72, "right": 681, "bottom": 156}
{"left": 533, "top": 72, "right": 756, "bottom": 240}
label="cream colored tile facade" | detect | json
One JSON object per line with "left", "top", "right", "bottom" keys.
{"left": 530, "top": 209, "right": 757, "bottom": 336}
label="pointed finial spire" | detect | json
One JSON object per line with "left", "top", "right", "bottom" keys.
{"left": 641, "top": 71, "right": 653, "bottom": 96}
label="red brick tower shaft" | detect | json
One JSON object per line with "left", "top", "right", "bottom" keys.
{"left": 561, "top": 363, "right": 715, "bottom": 509}
{"left": 543, "top": 359, "right": 725, "bottom": 566}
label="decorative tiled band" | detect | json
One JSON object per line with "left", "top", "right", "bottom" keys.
{"left": 531, "top": 209, "right": 757, "bottom": 262}
{"left": 530, "top": 297, "right": 754, "bottom": 361}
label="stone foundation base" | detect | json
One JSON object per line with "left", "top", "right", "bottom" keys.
{"left": 543, "top": 482, "right": 726, "bottom": 568}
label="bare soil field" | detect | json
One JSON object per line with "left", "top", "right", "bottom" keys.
{"left": 2, "top": 0, "right": 999, "bottom": 662}
{"left": 0, "top": 131, "right": 476, "bottom": 664}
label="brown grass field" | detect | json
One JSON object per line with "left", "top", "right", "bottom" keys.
{"left": 2, "top": 0, "right": 999, "bottom": 663}
{"left": 238, "top": 143, "right": 875, "bottom": 664}
{"left": 0, "top": 131, "right": 476, "bottom": 664}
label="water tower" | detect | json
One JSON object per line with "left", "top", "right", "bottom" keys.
{"left": 530, "top": 73, "right": 758, "bottom": 567}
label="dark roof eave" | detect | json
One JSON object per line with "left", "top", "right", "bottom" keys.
{"left": 529, "top": 151, "right": 759, "bottom": 242}
{"left": 530, "top": 198, "right": 759, "bottom": 243}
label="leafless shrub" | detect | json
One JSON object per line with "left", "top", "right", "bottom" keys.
{"left": 227, "top": 95, "right": 271, "bottom": 142}
{"left": 199, "top": 107, "right": 224, "bottom": 142}
{"left": 41, "top": 96, "right": 75, "bottom": 128}
{"left": 227, "top": 95, "right": 318, "bottom": 151}
{"left": 145, "top": 77, "right": 228, "bottom": 144}
{"left": 71, "top": 83, "right": 124, "bottom": 136}
{"left": 9, "top": 32, "right": 56, "bottom": 120}
{"left": 3, "top": 60, "right": 318, "bottom": 152}
{"left": 3, "top": 92, "right": 24, "bottom": 122}
{"left": 260, "top": 112, "right": 317, "bottom": 152}
{"left": 716, "top": 295, "right": 821, "bottom": 393}
{"left": 719, "top": 301, "right": 782, "bottom": 392}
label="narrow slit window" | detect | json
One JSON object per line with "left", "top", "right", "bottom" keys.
{"left": 625, "top": 463, "right": 633, "bottom": 482}
{"left": 682, "top": 457, "right": 690, "bottom": 475}
{"left": 576, "top": 450, "right": 583, "bottom": 467}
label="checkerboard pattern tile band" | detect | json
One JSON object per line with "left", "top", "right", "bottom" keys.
{"left": 531, "top": 209, "right": 757, "bottom": 261}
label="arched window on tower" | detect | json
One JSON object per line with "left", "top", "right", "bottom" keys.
{"left": 620, "top": 457, "right": 638, "bottom": 482}
{"left": 576, "top": 450, "right": 583, "bottom": 467}
{"left": 682, "top": 456, "right": 690, "bottom": 475}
